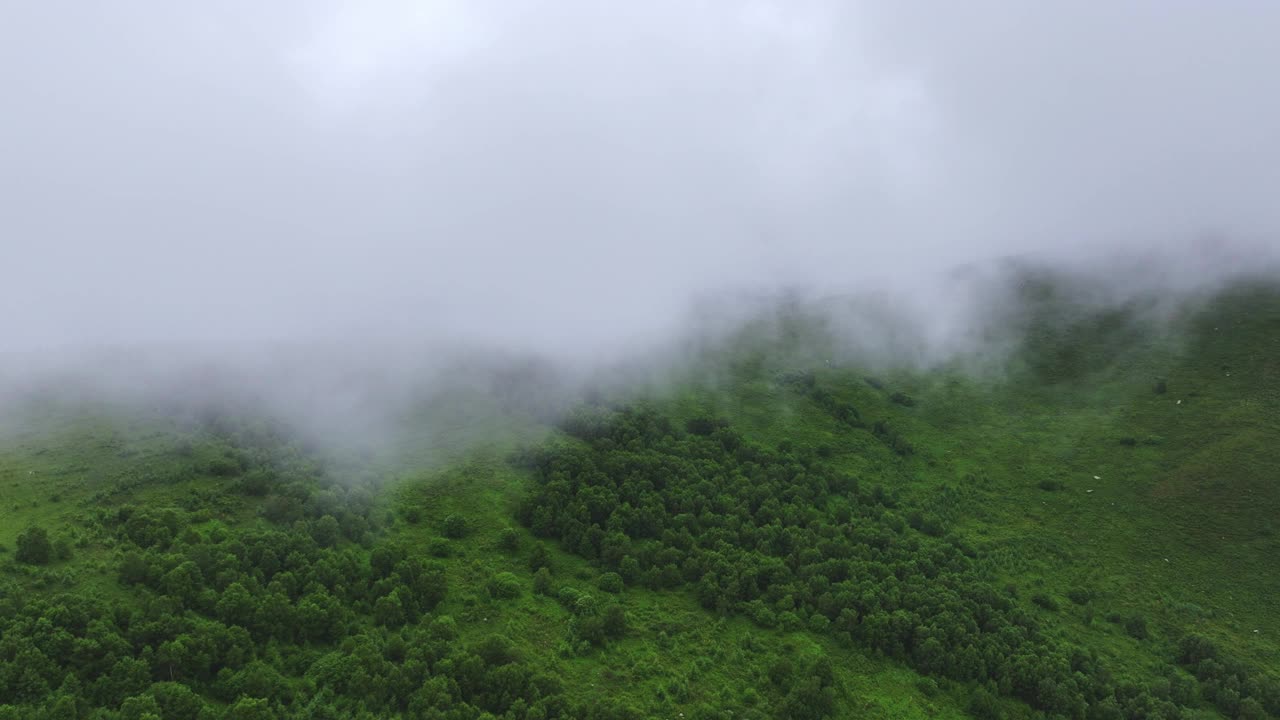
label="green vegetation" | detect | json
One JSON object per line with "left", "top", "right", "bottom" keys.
{"left": 1, "top": 278, "right": 1278, "bottom": 718}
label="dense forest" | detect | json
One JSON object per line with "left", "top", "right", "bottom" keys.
{"left": 0, "top": 428, "right": 612, "bottom": 719}
{"left": 520, "top": 404, "right": 1277, "bottom": 719}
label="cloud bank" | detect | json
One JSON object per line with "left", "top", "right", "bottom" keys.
{"left": 2, "top": 1, "right": 1277, "bottom": 370}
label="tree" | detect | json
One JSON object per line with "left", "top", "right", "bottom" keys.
{"left": 1176, "top": 633, "right": 1218, "bottom": 665}
{"left": 575, "top": 615, "right": 607, "bottom": 647}
{"left": 443, "top": 514, "right": 469, "bottom": 539}
{"left": 216, "top": 582, "right": 257, "bottom": 627}
{"left": 596, "top": 572, "right": 624, "bottom": 594}
{"left": 1125, "top": 614, "right": 1149, "bottom": 640}
{"left": 16, "top": 526, "right": 52, "bottom": 565}
{"left": 1239, "top": 697, "right": 1268, "bottom": 720}
{"left": 149, "top": 682, "right": 205, "bottom": 719}
{"left": 162, "top": 561, "right": 204, "bottom": 607}
{"left": 602, "top": 605, "right": 627, "bottom": 637}
{"left": 45, "top": 694, "right": 78, "bottom": 720}
{"left": 968, "top": 688, "right": 1000, "bottom": 720}
{"left": 53, "top": 537, "right": 73, "bottom": 562}
{"left": 312, "top": 515, "right": 340, "bottom": 548}
{"left": 374, "top": 591, "right": 407, "bottom": 627}
{"left": 119, "top": 693, "right": 163, "bottom": 720}
{"left": 225, "top": 696, "right": 274, "bottom": 720}
{"left": 488, "top": 572, "right": 522, "bottom": 600}
{"left": 156, "top": 634, "right": 211, "bottom": 682}
{"left": 498, "top": 527, "right": 521, "bottom": 552}
{"left": 528, "top": 543, "right": 551, "bottom": 572}
{"left": 533, "top": 567, "right": 554, "bottom": 595}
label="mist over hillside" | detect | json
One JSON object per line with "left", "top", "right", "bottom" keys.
{"left": 3, "top": 2, "right": 1279, "bottom": 365}
{"left": 3, "top": 1, "right": 1280, "bottom": 459}
{"left": 5, "top": 7, "right": 1280, "bottom": 717}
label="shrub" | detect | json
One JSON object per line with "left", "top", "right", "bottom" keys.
{"left": 442, "top": 514, "right": 469, "bottom": 539}
{"left": 907, "top": 511, "right": 944, "bottom": 536}
{"left": 872, "top": 420, "right": 913, "bottom": 456}
{"left": 1125, "top": 614, "right": 1149, "bottom": 640}
{"left": 533, "top": 567, "right": 554, "bottom": 595}
{"left": 474, "top": 635, "right": 519, "bottom": 665}
{"left": 602, "top": 605, "right": 627, "bottom": 637}
{"left": 53, "top": 537, "right": 73, "bottom": 562}
{"left": 596, "top": 572, "right": 624, "bottom": 593}
{"left": 915, "top": 677, "right": 940, "bottom": 697}
{"left": 488, "top": 572, "right": 522, "bottom": 599}
{"left": 239, "top": 470, "right": 272, "bottom": 496}
{"left": 768, "top": 658, "right": 794, "bottom": 686}
{"left": 119, "top": 551, "right": 149, "bottom": 585}
{"left": 427, "top": 538, "right": 452, "bottom": 558}
{"left": 1031, "top": 593, "right": 1060, "bottom": 612}
{"left": 208, "top": 457, "right": 241, "bottom": 477}
{"left": 529, "top": 543, "right": 551, "bottom": 571}
{"left": 1066, "top": 588, "right": 1093, "bottom": 605}
{"left": 498, "top": 527, "right": 521, "bottom": 552}
{"left": 1177, "top": 634, "right": 1218, "bottom": 664}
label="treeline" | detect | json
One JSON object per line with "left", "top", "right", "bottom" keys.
{"left": 518, "top": 406, "right": 1279, "bottom": 719}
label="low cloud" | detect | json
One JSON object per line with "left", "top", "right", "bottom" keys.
{"left": 2, "top": 2, "right": 1277, "bottom": 437}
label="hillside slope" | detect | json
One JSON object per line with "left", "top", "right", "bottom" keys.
{"left": 1, "top": 278, "right": 1277, "bottom": 719}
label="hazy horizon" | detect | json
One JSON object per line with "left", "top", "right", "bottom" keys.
{"left": 3, "top": 2, "right": 1279, "bottom": 401}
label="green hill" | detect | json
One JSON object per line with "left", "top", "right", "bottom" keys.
{"left": 1, "top": 277, "right": 1278, "bottom": 719}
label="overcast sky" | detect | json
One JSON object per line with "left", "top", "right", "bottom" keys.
{"left": 3, "top": 1, "right": 1278, "bottom": 360}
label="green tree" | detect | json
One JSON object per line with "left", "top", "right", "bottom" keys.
{"left": 119, "top": 693, "right": 163, "bottom": 720}
{"left": 150, "top": 681, "right": 205, "bottom": 719}
{"left": 53, "top": 537, "right": 73, "bottom": 562}
{"left": 224, "top": 696, "right": 274, "bottom": 720}
{"left": 162, "top": 561, "right": 204, "bottom": 607}
{"left": 442, "top": 514, "right": 469, "bottom": 539}
{"left": 602, "top": 605, "right": 627, "bottom": 637}
{"left": 532, "top": 567, "right": 554, "bottom": 595}
{"left": 374, "top": 590, "right": 407, "bottom": 627}
{"left": 216, "top": 582, "right": 257, "bottom": 627}
{"left": 156, "top": 634, "right": 211, "bottom": 682}
{"left": 16, "top": 526, "right": 52, "bottom": 565}
{"left": 311, "top": 515, "right": 340, "bottom": 548}
{"left": 488, "top": 572, "right": 522, "bottom": 600}
{"left": 46, "top": 695, "right": 78, "bottom": 720}
{"left": 528, "top": 543, "right": 551, "bottom": 572}
{"left": 498, "top": 527, "right": 521, "bottom": 551}
{"left": 596, "top": 572, "right": 624, "bottom": 593}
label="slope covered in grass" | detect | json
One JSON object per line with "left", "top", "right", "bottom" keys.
{"left": 1, "top": 276, "right": 1277, "bottom": 719}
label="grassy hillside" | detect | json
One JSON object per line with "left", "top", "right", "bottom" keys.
{"left": 1, "top": 277, "right": 1277, "bottom": 719}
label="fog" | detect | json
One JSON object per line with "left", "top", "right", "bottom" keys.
{"left": 2, "top": 2, "right": 1279, "bottom": 435}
